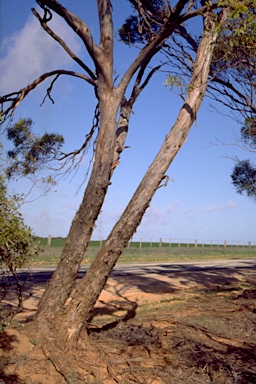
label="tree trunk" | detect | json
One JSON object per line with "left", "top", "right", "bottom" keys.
{"left": 36, "top": 92, "right": 120, "bottom": 321}
{"left": 35, "top": 0, "right": 121, "bottom": 323}
{"left": 57, "top": 12, "right": 223, "bottom": 347}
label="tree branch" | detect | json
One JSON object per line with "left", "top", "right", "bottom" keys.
{"left": 59, "top": 104, "right": 99, "bottom": 162}
{"left": 40, "top": 74, "right": 60, "bottom": 106}
{"left": 97, "top": 0, "right": 113, "bottom": 50}
{"left": 116, "top": 1, "right": 221, "bottom": 96}
{"left": 172, "top": 0, "right": 190, "bottom": 15}
{"left": 181, "top": 1, "right": 223, "bottom": 22}
{"left": 0, "top": 70, "right": 96, "bottom": 120}
{"left": 160, "top": 12, "right": 255, "bottom": 119}
{"left": 96, "top": 0, "right": 114, "bottom": 85}
{"left": 116, "top": 16, "right": 180, "bottom": 96}
{"left": 37, "top": 0, "right": 102, "bottom": 70}
{"left": 131, "top": 62, "right": 164, "bottom": 105}
{"left": 210, "top": 76, "right": 256, "bottom": 115}
{"left": 32, "top": 7, "right": 97, "bottom": 80}
{"left": 111, "top": 59, "right": 165, "bottom": 172}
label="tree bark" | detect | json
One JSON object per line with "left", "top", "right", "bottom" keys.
{"left": 57, "top": 11, "right": 224, "bottom": 347}
{"left": 35, "top": 0, "right": 119, "bottom": 321}
{"left": 36, "top": 97, "right": 119, "bottom": 319}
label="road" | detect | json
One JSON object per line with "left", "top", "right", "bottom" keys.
{"left": 18, "top": 258, "right": 256, "bottom": 284}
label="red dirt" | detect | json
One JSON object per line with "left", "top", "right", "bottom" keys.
{"left": 1, "top": 264, "right": 256, "bottom": 383}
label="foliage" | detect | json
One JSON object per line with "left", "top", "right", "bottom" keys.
{"left": 231, "top": 118, "right": 256, "bottom": 200}
{"left": 6, "top": 118, "right": 64, "bottom": 178}
{"left": 118, "top": 0, "right": 169, "bottom": 44}
{"left": 211, "top": 2, "right": 256, "bottom": 201}
{"left": 212, "top": 1, "right": 256, "bottom": 73}
{"left": 231, "top": 160, "right": 256, "bottom": 200}
{"left": 241, "top": 117, "right": 256, "bottom": 146}
{"left": 209, "top": 0, "right": 256, "bottom": 119}
{"left": 0, "top": 179, "right": 33, "bottom": 268}
{"left": 0, "top": 161, "right": 39, "bottom": 325}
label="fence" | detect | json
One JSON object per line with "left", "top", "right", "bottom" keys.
{"left": 123, "top": 238, "right": 255, "bottom": 249}
{"left": 45, "top": 235, "right": 255, "bottom": 248}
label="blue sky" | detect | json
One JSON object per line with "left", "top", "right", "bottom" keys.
{"left": 0, "top": 1, "right": 255, "bottom": 245}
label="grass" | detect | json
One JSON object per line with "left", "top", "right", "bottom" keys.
{"left": 30, "top": 242, "right": 256, "bottom": 266}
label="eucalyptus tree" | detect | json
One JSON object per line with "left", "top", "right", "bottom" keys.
{"left": 0, "top": 0, "right": 255, "bottom": 355}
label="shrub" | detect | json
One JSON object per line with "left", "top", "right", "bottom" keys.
{"left": 0, "top": 169, "right": 38, "bottom": 327}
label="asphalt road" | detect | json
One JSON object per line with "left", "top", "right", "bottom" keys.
{"left": 17, "top": 258, "right": 256, "bottom": 284}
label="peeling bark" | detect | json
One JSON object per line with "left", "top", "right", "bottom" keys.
{"left": 0, "top": 1, "right": 230, "bottom": 350}
{"left": 36, "top": 93, "right": 120, "bottom": 320}
{"left": 56, "top": 11, "right": 225, "bottom": 347}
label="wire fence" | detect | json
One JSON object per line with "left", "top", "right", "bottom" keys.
{"left": 119, "top": 238, "right": 255, "bottom": 249}
{"left": 44, "top": 236, "right": 256, "bottom": 248}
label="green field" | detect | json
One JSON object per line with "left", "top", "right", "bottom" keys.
{"left": 32, "top": 237, "right": 256, "bottom": 266}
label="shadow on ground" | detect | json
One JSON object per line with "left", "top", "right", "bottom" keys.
{"left": 1, "top": 261, "right": 256, "bottom": 383}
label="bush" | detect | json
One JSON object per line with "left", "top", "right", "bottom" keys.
{"left": 0, "top": 170, "right": 38, "bottom": 327}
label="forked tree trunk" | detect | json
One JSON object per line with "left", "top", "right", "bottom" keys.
{"left": 36, "top": 93, "right": 121, "bottom": 321}
{"left": 56, "top": 13, "right": 224, "bottom": 347}
{"left": 35, "top": 0, "right": 123, "bottom": 322}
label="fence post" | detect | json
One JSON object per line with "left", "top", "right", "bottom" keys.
{"left": 140, "top": 238, "right": 142, "bottom": 249}
{"left": 248, "top": 241, "right": 251, "bottom": 247}
{"left": 169, "top": 239, "right": 172, "bottom": 247}
{"left": 48, "top": 235, "right": 51, "bottom": 247}
{"left": 195, "top": 240, "right": 198, "bottom": 248}
{"left": 224, "top": 240, "right": 227, "bottom": 248}
{"left": 159, "top": 238, "right": 162, "bottom": 248}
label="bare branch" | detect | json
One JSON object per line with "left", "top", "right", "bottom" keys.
{"left": 181, "top": 1, "right": 223, "bottom": 22}
{"left": 32, "top": 7, "right": 97, "bottom": 80}
{"left": 172, "top": 0, "right": 190, "bottom": 15}
{"left": 117, "top": 18, "right": 178, "bottom": 95}
{"left": 59, "top": 104, "right": 100, "bottom": 162}
{"left": 175, "top": 24, "right": 198, "bottom": 51}
{"left": 160, "top": 14, "right": 255, "bottom": 120}
{"left": 40, "top": 74, "right": 60, "bottom": 106}
{"left": 111, "top": 59, "right": 165, "bottom": 172}
{"left": 0, "top": 70, "right": 96, "bottom": 120}
{"left": 36, "top": 0, "right": 102, "bottom": 70}
{"left": 209, "top": 76, "right": 256, "bottom": 115}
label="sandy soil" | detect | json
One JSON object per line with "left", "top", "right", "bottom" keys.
{"left": 1, "top": 262, "right": 256, "bottom": 383}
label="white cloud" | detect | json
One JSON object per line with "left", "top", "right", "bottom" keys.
{"left": 201, "top": 201, "right": 236, "bottom": 213}
{"left": 0, "top": 10, "right": 82, "bottom": 94}
{"left": 143, "top": 205, "right": 170, "bottom": 226}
